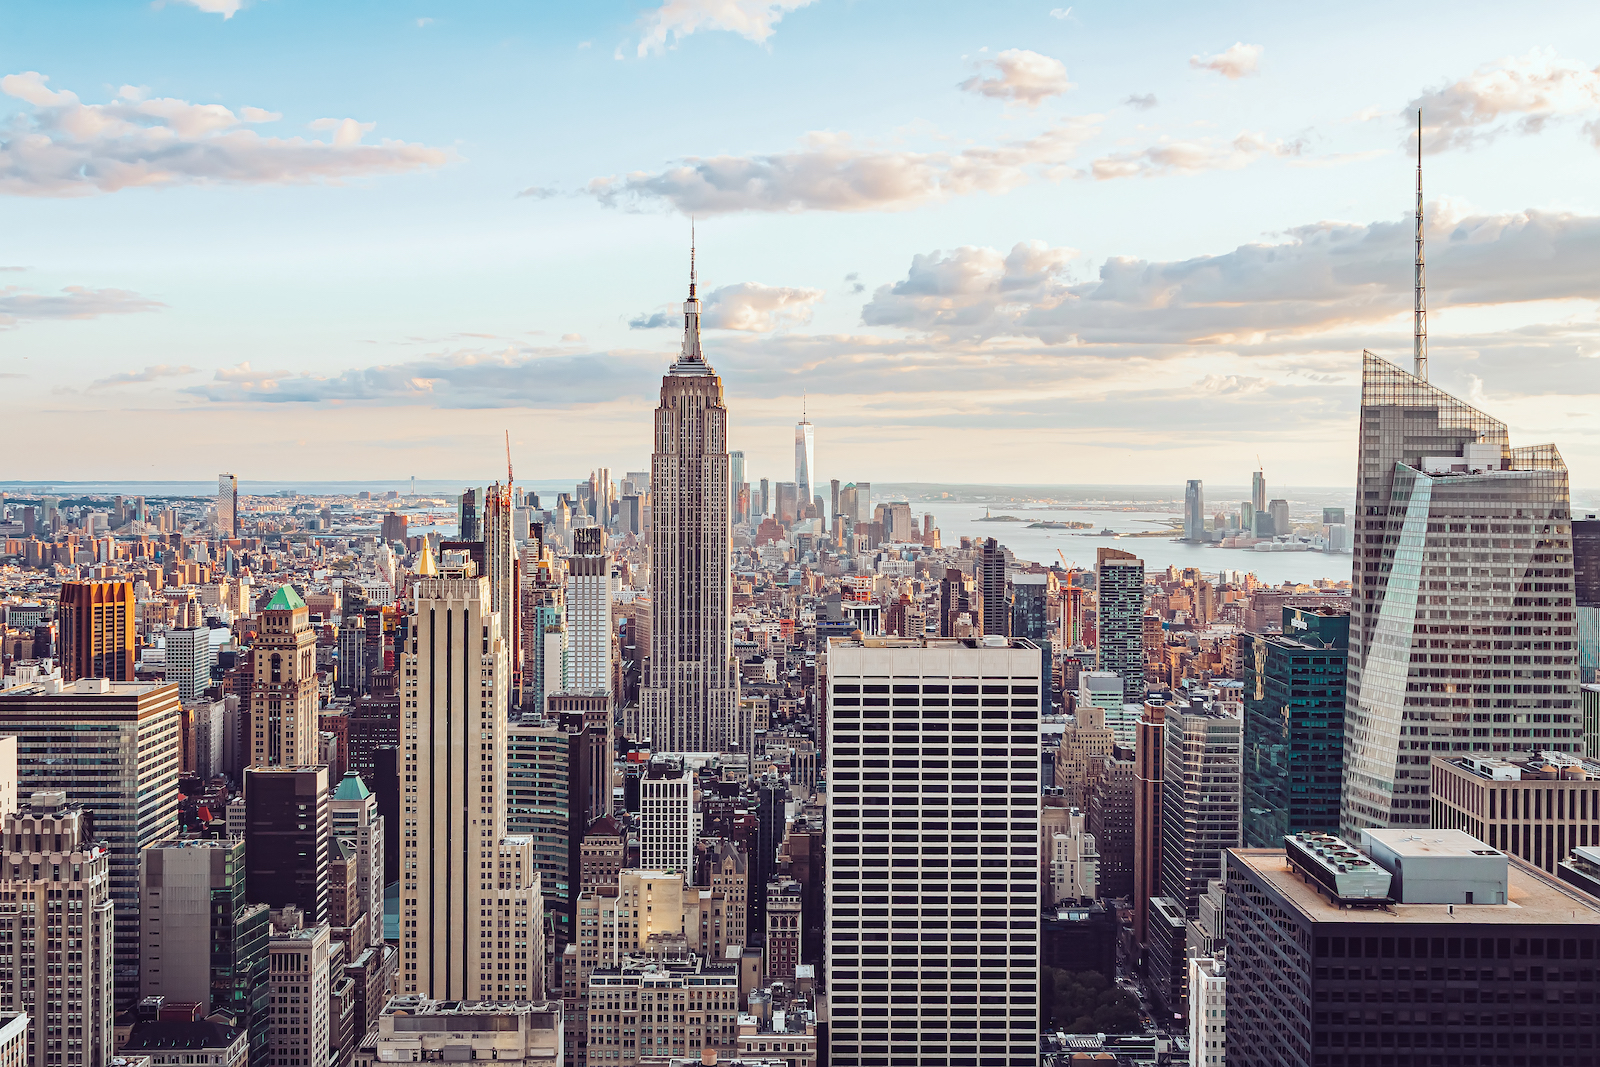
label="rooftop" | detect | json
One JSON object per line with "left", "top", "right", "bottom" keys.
{"left": 827, "top": 635, "right": 1039, "bottom": 651}
{"left": 332, "top": 771, "right": 372, "bottom": 801}
{"left": 1229, "top": 847, "right": 1600, "bottom": 925}
{"left": 263, "top": 584, "right": 306, "bottom": 611}
{"left": 1438, "top": 750, "right": 1600, "bottom": 782}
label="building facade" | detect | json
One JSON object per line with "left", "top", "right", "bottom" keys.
{"left": 245, "top": 765, "right": 331, "bottom": 924}
{"left": 1096, "top": 549, "right": 1147, "bottom": 704}
{"left": 249, "top": 586, "right": 319, "bottom": 769}
{"left": 58, "top": 579, "right": 136, "bottom": 683}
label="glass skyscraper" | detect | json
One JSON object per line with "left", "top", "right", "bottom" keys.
{"left": 1240, "top": 605, "right": 1348, "bottom": 847}
{"left": 1184, "top": 479, "right": 1205, "bottom": 541}
{"left": 1095, "top": 547, "right": 1147, "bottom": 704}
{"left": 1339, "top": 351, "right": 1579, "bottom": 836}
{"left": 794, "top": 417, "right": 815, "bottom": 511}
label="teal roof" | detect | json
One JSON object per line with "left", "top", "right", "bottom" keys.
{"left": 332, "top": 771, "right": 372, "bottom": 801}
{"left": 264, "top": 585, "right": 306, "bottom": 612}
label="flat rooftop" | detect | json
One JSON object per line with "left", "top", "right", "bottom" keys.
{"left": 1229, "top": 848, "right": 1600, "bottom": 925}
{"left": 1364, "top": 828, "right": 1505, "bottom": 861}
{"left": 1438, "top": 750, "right": 1600, "bottom": 782}
{"left": 827, "top": 636, "right": 1039, "bottom": 651}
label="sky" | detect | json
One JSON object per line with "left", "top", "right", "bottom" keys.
{"left": 3, "top": 0, "right": 1599, "bottom": 493}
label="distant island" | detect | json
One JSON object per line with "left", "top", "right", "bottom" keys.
{"left": 977, "top": 513, "right": 1023, "bottom": 522}
{"left": 1026, "top": 520, "right": 1093, "bottom": 530}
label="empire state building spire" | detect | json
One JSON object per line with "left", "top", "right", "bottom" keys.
{"left": 675, "top": 223, "right": 709, "bottom": 372}
{"left": 1414, "top": 108, "right": 1428, "bottom": 381}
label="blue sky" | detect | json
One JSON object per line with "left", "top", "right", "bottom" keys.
{"left": 3, "top": 0, "right": 1599, "bottom": 490}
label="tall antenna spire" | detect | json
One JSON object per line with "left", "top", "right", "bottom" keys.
{"left": 1414, "top": 108, "right": 1428, "bottom": 381}
{"left": 689, "top": 217, "right": 696, "bottom": 299}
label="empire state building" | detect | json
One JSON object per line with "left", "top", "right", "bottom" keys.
{"left": 640, "top": 253, "right": 748, "bottom": 755}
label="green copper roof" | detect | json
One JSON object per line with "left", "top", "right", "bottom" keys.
{"left": 264, "top": 585, "right": 306, "bottom": 612}
{"left": 332, "top": 771, "right": 372, "bottom": 801}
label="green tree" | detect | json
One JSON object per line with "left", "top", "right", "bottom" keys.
{"left": 1040, "top": 967, "right": 1142, "bottom": 1033}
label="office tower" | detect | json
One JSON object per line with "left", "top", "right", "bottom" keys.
{"left": 640, "top": 260, "right": 743, "bottom": 757}
{"left": 1268, "top": 498, "right": 1289, "bottom": 537}
{"left": 521, "top": 562, "right": 565, "bottom": 716}
{"left": 1323, "top": 506, "right": 1347, "bottom": 526}
{"left": 401, "top": 569, "right": 544, "bottom": 1000}
{"left": 1188, "top": 956, "right": 1226, "bottom": 1067}
{"left": 1055, "top": 680, "right": 1115, "bottom": 807}
{"left": 166, "top": 624, "right": 213, "bottom": 702}
{"left": 1226, "top": 828, "right": 1600, "bottom": 1067}
{"left": 751, "top": 778, "right": 783, "bottom": 940}
{"left": 1132, "top": 695, "right": 1166, "bottom": 948}
{"left": 507, "top": 720, "right": 572, "bottom": 944}
{"left": 974, "top": 537, "right": 1009, "bottom": 637}
{"left": 564, "top": 527, "right": 613, "bottom": 692}
{"left": 1159, "top": 694, "right": 1243, "bottom": 917}
{"left": 1250, "top": 468, "right": 1265, "bottom": 515}
{"left": 852, "top": 481, "right": 871, "bottom": 523}
{"left": 484, "top": 481, "right": 519, "bottom": 690}
{"left": 458, "top": 487, "right": 480, "bottom": 540}
{"left": 829, "top": 478, "right": 840, "bottom": 523}
{"left": 758, "top": 477, "right": 769, "bottom": 518}
{"left": 826, "top": 635, "right": 1040, "bottom": 1067}
{"left": 639, "top": 758, "right": 698, "bottom": 874}
{"left": 1428, "top": 750, "right": 1600, "bottom": 872}
{"left": 267, "top": 916, "right": 331, "bottom": 1067}
{"left": 1577, "top": 515, "right": 1599, "bottom": 684}
{"left": 250, "top": 586, "right": 318, "bottom": 768}
{"left": 1340, "top": 352, "right": 1579, "bottom": 837}
{"left": 0, "top": 677, "right": 180, "bottom": 1008}
{"left": 795, "top": 413, "right": 815, "bottom": 509}
{"left": 1184, "top": 479, "right": 1205, "bottom": 541}
{"left": 218, "top": 472, "right": 238, "bottom": 537}
{"left": 58, "top": 579, "right": 136, "bottom": 682}
{"left": 1048, "top": 808, "right": 1099, "bottom": 904}
{"left": 938, "top": 568, "right": 973, "bottom": 638}
{"left": 1096, "top": 547, "right": 1147, "bottom": 703}
{"left": 337, "top": 615, "right": 367, "bottom": 696}
{"left": 371, "top": 998, "right": 563, "bottom": 1064}
{"left": 1240, "top": 606, "right": 1348, "bottom": 847}
{"left": 330, "top": 771, "right": 386, "bottom": 948}
{"left": 765, "top": 879, "right": 802, "bottom": 979}
{"left": 0, "top": 793, "right": 114, "bottom": 1067}
{"left": 1088, "top": 744, "right": 1136, "bottom": 898}
{"left": 585, "top": 956, "right": 736, "bottom": 1064}
{"left": 579, "top": 819, "right": 625, "bottom": 897}
{"left": 245, "top": 765, "right": 331, "bottom": 922}
{"left": 775, "top": 481, "right": 799, "bottom": 524}
{"left": 729, "top": 450, "right": 746, "bottom": 523}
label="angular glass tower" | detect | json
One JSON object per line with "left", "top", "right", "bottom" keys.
{"left": 1338, "top": 352, "right": 1579, "bottom": 836}
{"left": 794, "top": 417, "right": 815, "bottom": 511}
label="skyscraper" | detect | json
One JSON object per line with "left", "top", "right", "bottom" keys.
{"left": 640, "top": 256, "right": 743, "bottom": 755}
{"left": 245, "top": 765, "right": 331, "bottom": 923}
{"left": 1183, "top": 479, "right": 1205, "bottom": 541}
{"left": 1096, "top": 547, "right": 1147, "bottom": 704}
{"left": 249, "top": 585, "right": 318, "bottom": 768}
{"left": 1250, "top": 468, "right": 1265, "bottom": 516}
{"left": 976, "top": 536, "right": 1010, "bottom": 637}
{"left": 458, "top": 487, "right": 480, "bottom": 541}
{"left": 483, "top": 481, "right": 519, "bottom": 692}
{"left": 564, "top": 526, "right": 612, "bottom": 693}
{"left": 794, "top": 412, "right": 815, "bottom": 509}
{"left": 1132, "top": 695, "right": 1166, "bottom": 949}
{"left": 58, "top": 579, "right": 136, "bottom": 682}
{"left": 729, "top": 450, "right": 746, "bottom": 523}
{"left": 166, "top": 624, "right": 213, "bottom": 702}
{"left": 1158, "top": 693, "right": 1242, "bottom": 917}
{"left": 825, "top": 635, "right": 1040, "bottom": 1067}
{"left": 218, "top": 472, "right": 238, "bottom": 537}
{"left": 1339, "top": 352, "right": 1579, "bottom": 837}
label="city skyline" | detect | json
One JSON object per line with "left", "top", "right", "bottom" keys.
{"left": 3, "top": 2, "right": 1599, "bottom": 487}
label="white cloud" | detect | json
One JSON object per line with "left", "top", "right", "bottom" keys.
{"left": 588, "top": 119, "right": 1100, "bottom": 214}
{"left": 0, "top": 284, "right": 163, "bottom": 327}
{"left": 1048, "top": 8, "right": 1074, "bottom": 20}
{"left": 631, "top": 281, "right": 826, "bottom": 332}
{"left": 636, "top": 0, "right": 817, "bottom": 57}
{"left": 89, "top": 364, "right": 196, "bottom": 388}
{"left": 958, "top": 49, "right": 1073, "bottom": 107}
{"left": 166, "top": 0, "right": 243, "bottom": 18}
{"left": 1189, "top": 42, "right": 1262, "bottom": 80}
{"left": 1124, "top": 93, "right": 1158, "bottom": 110}
{"left": 1409, "top": 49, "right": 1600, "bottom": 152}
{"left": 1089, "top": 130, "right": 1304, "bottom": 180}
{"left": 0, "top": 72, "right": 453, "bottom": 197}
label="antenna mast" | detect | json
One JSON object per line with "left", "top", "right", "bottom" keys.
{"left": 504, "top": 430, "right": 514, "bottom": 504}
{"left": 1414, "top": 108, "right": 1428, "bottom": 381}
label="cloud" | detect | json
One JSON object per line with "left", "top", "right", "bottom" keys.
{"left": 89, "top": 364, "right": 196, "bottom": 388}
{"left": 1408, "top": 49, "right": 1600, "bottom": 153}
{"left": 959, "top": 49, "right": 1073, "bottom": 107}
{"left": 0, "top": 284, "right": 164, "bottom": 327}
{"left": 516, "top": 185, "right": 557, "bottom": 199}
{"left": 167, "top": 0, "right": 243, "bottom": 17}
{"left": 631, "top": 281, "right": 825, "bottom": 332}
{"left": 1048, "top": 7, "right": 1074, "bottom": 19}
{"left": 861, "top": 205, "right": 1600, "bottom": 346}
{"left": 1089, "top": 130, "right": 1305, "bottom": 180}
{"left": 636, "top": 0, "right": 817, "bottom": 57}
{"left": 1189, "top": 42, "right": 1262, "bottom": 80}
{"left": 0, "top": 72, "right": 453, "bottom": 197}
{"left": 1124, "top": 93, "right": 1158, "bottom": 110}
{"left": 588, "top": 120, "right": 1100, "bottom": 215}
{"left": 416, "top": 17, "right": 434, "bottom": 27}
{"left": 844, "top": 272, "right": 865, "bottom": 295}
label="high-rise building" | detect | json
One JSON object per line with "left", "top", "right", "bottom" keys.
{"left": 564, "top": 527, "right": 612, "bottom": 693}
{"left": 245, "top": 765, "right": 331, "bottom": 923}
{"left": 1187, "top": 955, "right": 1226, "bottom": 1067}
{"left": 401, "top": 569, "right": 544, "bottom": 1000}
{"left": 795, "top": 415, "right": 815, "bottom": 509}
{"left": 640, "top": 261, "right": 743, "bottom": 756}
{"left": 775, "top": 481, "right": 799, "bottom": 524}
{"left": 483, "top": 482, "right": 519, "bottom": 692}
{"left": 267, "top": 915, "right": 332, "bottom": 1067}
{"left": 1240, "top": 606, "right": 1348, "bottom": 847}
{"left": 638, "top": 758, "right": 698, "bottom": 874}
{"left": 765, "top": 879, "right": 802, "bottom": 979}
{"left": 166, "top": 624, "right": 214, "bottom": 702}
{"left": 730, "top": 450, "right": 746, "bottom": 524}
{"left": 1055, "top": 677, "right": 1115, "bottom": 807}
{"left": 1048, "top": 808, "right": 1099, "bottom": 904}
{"left": 1184, "top": 479, "right": 1205, "bottom": 541}
{"left": 1087, "top": 743, "right": 1136, "bottom": 898}
{"left": 58, "top": 579, "right": 136, "bottom": 682}
{"left": 250, "top": 586, "right": 318, "bottom": 768}
{"left": 829, "top": 478, "right": 840, "bottom": 523}
{"left": 1096, "top": 547, "right": 1147, "bottom": 704}
{"left": 370, "top": 998, "right": 564, "bottom": 1066}
{"left": 1340, "top": 352, "right": 1580, "bottom": 837}
{"left": 458, "top": 487, "right": 480, "bottom": 541}
{"left": 506, "top": 720, "right": 571, "bottom": 945}
{"left": 0, "top": 678, "right": 181, "bottom": 1008}
{"left": 1268, "top": 498, "right": 1289, "bottom": 537}
{"left": 330, "top": 771, "right": 386, "bottom": 949}
{"left": 1429, "top": 750, "right": 1600, "bottom": 873}
{"left": 826, "top": 635, "right": 1040, "bottom": 1067}
{"left": 758, "top": 477, "right": 769, "bottom": 518}
{"left": 1159, "top": 693, "right": 1243, "bottom": 917}
{"left": 218, "top": 473, "right": 239, "bottom": 537}
{"left": 0, "top": 792, "right": 115, "bottom": 1067}
{"left": 1132, "top": 695, "right": 1166, "bottom": 948}
{"left": 976, "top": 537, "right": 1010, "bottom": 637}
{"left": 1576, "top": 515, "right": 1599, "bottom": 684}
{"left": 1227, "top": 828, "right": 1600, "bottom": 1067}
{"left": 1250, "top": 468, "right": 1265, "bottom": 516}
